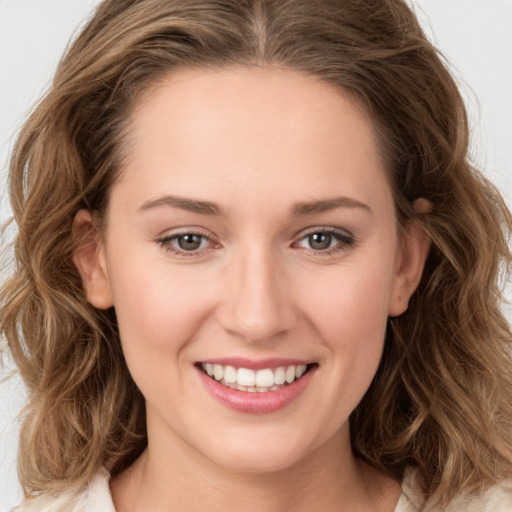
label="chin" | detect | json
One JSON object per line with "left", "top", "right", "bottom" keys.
{"left": 197, "top": 426, "right": 322, "bottom": 474}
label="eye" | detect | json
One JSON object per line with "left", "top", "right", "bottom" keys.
{"left": 157, "top": 231, "right": 215, "bottom": 256}
{"left": 295, "top": 228, "right": 354, "bottom": 254}
{"left": 174, "top": 233, "right": 207, "bottom": 251}
{"left": 304, "top": 232, "right": 335, "bottom": 251}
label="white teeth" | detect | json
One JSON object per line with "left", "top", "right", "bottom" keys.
{"left": 274, "top": 367, "right": 286, "bottom": 385}
{"left": 285, "top": 366, "right": 296, "bottom": 384}
{"left": 223, "top": 365, "right": 237, "bottom": 383}
{"left": 202, "top": 363, "right": 311, "bottom": 392}
{"left": 295, "top": 365, "right": 307, "bottom": 379}
{"left": 255, "top": 368, "right": 274, "bottom": 388}
{"left": 237, "top": 368, "right": 256, "bottom": 387}
{"left": 213, "top": 364, "right": 224, "bottom": 381}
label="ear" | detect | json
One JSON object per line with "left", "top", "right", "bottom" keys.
{"left": 388, "top": 199, "right": 431, "bottom": 317}
{"left": 72, "top": 209, "right": 114, "bottom": 309}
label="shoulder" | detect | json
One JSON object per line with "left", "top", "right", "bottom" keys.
{"left": 11, "top": 468, "right": 115, "bottom": 512}
{"left": 399, "top": 467, "right": 512, "bottom": 512}
{"left": 446, "top": 480, "right": 512, "bottom": 512}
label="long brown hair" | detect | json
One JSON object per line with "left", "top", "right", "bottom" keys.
{"left": 2, "top": 0, "right": 511, "bottom": 506}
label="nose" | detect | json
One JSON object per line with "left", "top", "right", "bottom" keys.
{"left": 218, "top": 244, "right": 298, "bottom": 343}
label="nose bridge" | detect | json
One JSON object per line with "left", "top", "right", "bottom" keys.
{"left": 220, "top": 239, "right": 296, "bottom": 342}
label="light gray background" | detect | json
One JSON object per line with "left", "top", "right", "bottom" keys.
{"left": 1, "top": 1, "right": 511, "bottom": 510}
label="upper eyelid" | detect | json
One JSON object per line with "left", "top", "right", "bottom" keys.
{"left": 157, "top": 232, "right": 217, "bottom": 257}
{"left": 294, "top": 226, "right": 354, "bottom": 240}
{"left": 292, "top": 227, "right": 356, "bottom": 253}
{"left": 157, "top": 226, "right": 216, "bottom": 240}
{"left": 156, "top": 226, "right": 354, "bottom": 241}
{"left": 157, "top": 228, "right": 216, "bottom": 245}
{"left": 155, "top": 225, "right": 355, "bottom": 248}
{"left": 161, "top": 232, "right": 212, "bottom": 243}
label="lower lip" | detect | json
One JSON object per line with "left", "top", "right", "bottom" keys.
{"left": 196, "top": 366, "right": 316, "bottom": 414}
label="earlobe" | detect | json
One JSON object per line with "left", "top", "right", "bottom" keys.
{"left": 388, "top": 200, "right": 432, "bottom": 317}
{"left": 72, "top": 209, "right": 114, "bottom": 309}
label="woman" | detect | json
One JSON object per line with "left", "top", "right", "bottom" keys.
{"left": 2, "top": 0, "right": 512, "bottom": 510}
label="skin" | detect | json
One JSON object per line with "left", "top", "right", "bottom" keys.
{"left": 74, "top": 67, "right": 430, "bottom": 511}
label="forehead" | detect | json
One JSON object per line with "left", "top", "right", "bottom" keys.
{"left": 127, "top": 66, "right": 376, "bottom": 150}
{"left": 114, "top": 66, "right": 391, "bottom": 214}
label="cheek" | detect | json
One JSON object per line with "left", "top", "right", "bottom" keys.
{"left": 302, "top": 270, "right": 392, "bottom": 437}
{"left": 303, "top": 260, "right": 394, "bottom": 342}
{"left": 107, "top": 253, "right": 217, "bottom": 361}
{"left": 299, "top": 258, "right": 395, "bottom": 402}
{"left": 106, "top": 259, "right": 222, "bottom": 416}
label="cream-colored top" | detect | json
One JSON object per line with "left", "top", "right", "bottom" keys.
{"left": 12, "top": 467, "right": 512, "bottom": 511}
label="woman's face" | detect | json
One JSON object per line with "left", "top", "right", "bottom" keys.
{"left": 78, "top": 67, "right": 427, "bottom": 474}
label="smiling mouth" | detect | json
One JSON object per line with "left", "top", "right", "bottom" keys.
{"left": 198, "top": 363, "right": 316, "bottom": 393}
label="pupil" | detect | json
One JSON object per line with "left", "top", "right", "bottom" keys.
{"left": 309, "top": 233, "right": 331, "bottom": 250}
{"left": 178, "top": 234, "right": 202, "bottom": 251}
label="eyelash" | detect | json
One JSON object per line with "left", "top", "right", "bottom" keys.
{"left": 157, "top": 231, "right": 217, "bottom": 257}
{"left": 157, "top": 227, "right": 355, "bottom": 257}
{"left": 293, "top": 228, "right": 355, "bottom": 256}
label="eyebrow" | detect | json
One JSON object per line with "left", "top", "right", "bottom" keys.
{"left": 291, "top": 196, "right": 372, "bottom": 216}
{"left": 139, "top": 194, "right": 371, "bottom": 217}
{"left": 139, "top": 195, "right": 224, "bottom": 216}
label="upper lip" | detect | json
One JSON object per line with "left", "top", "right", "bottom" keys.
{"left": 197, "top": 357, "right": 316, "bottom": 370}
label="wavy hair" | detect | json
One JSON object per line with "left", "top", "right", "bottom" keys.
{"left": 1, "top": 0, "right": 511, "bottom": 506}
